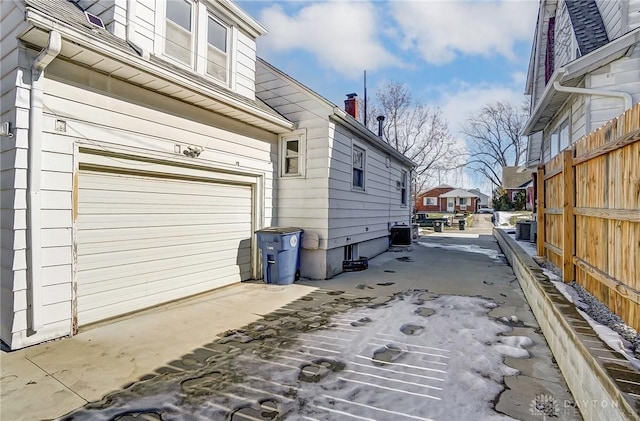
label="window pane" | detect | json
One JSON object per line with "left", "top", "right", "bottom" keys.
{"left": 208, "top": 17, "right": 227, "bottom": 52}
{"left": 207, "top": 45, "right": 227, "bottom": 81}
{"left": 166, "top": 21, "right": 192, "bottom": 64}
{"left": 286, "top": 140, "right": 299, "bottom": 156}
{"left": 353, "top": 169, "right": 364, "bottom": 188}
{"left": 285, "top": 157, "right": 298, "bottom": 174}
{"left": 559, "top": 121, "right": 570, "bottom": 150}
{"left": 167, "top": 0, "right": 191, "bottom": 31}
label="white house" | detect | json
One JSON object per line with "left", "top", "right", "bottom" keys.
{"left": 522, "top": 0, "right": 640, "bottom": 165}
{"left": 256, "top": 59, "right": 415, "bottom": 280}
{"left": 0, "top": 0, "right": 414, "bottom": 350}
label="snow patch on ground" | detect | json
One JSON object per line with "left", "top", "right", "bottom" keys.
{"left": 418, "top": 242, "right": 505, "bottom": 262}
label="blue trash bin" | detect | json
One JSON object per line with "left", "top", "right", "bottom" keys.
{"left": 256, "top": 227, "right": 303, "bottom": 285}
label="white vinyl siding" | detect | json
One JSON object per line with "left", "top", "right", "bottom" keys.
{"left": 629, "top": 0, "right": 640, "bottom": 30}
{"left": 76, "top": 170, "right": 252, "bottom": 326}
{"left": 596, "top": 0, "right": 622, "bottom": 39}
{"left": 554, "top": 0, "right": 575, "bottom": 67}
{"left": 235, "top": 31, "right": 257, "bottom": 99}
{"left": 588, "top": 52, "right": 640, "bottom": 129}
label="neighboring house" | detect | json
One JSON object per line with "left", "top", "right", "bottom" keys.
{"left": 414, "top": 185, "right": 479, "bottom": 213}
{"left": 0, "top": 0, "right": 414, "bottom": 350}
{"left": 415, "top": 184, "right": 454, "bottom": 213}
{"left": 467, "top": 188, "right": 491, "bottom": 210}
{"left": 439, "top": 189, "right": 479, "bottom": 213}
{"left": 522, "top": 0, "right": 640, "bottom": 166}
{"left": 255, "top": 59, "right": 415, "bottom": 282}
{"left": 502, "top": 166, "right": 535, "bottom": 209}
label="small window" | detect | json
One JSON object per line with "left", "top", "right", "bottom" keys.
{"left": 424, "top": 197, "right": 436, "bottom": 206}
{"left": 352, "top": 145, "right": 365, "bottom": 190}
{"left": 550, "top": 129, "right": 559, "bottom": 158}
{"left": 459, "top": 197, "right": 467, "bottom": 205}
{"left": 207, "top": 15, "right": 228, "bottom": 82}
{"left": 400, "top": 170, "right": 408, "bottom": 205}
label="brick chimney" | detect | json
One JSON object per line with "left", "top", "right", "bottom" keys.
{"left": 344, "top": 93, "right": 358, "bottom": 119}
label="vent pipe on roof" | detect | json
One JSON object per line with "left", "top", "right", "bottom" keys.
{"left": 376, "top": 115, "right": 385, "bottom": 137}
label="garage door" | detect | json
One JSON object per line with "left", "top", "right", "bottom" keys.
{"left": 77, "top": 169, "right": 253, "bottom": 326}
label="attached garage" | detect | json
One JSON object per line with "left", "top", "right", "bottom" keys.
{"left": 76, "top": 161, "right": 255, "bottom": 326}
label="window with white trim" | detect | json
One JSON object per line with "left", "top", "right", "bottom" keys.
{"left": 459, "top": 197, "right": 467, "bottom": 205}
{"left": 352, "top": 145, "right": 365, "bottom": 190}
{"left": 159, "top": 0, "right": 231, "bottom": 85}
{"left": 423, "top": 197, "right": 436, "bottom": 206}
{"left": 279, "top": 130, "right": 305, "bottom": 177}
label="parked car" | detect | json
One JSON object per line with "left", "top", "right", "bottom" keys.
{"left": 478, "top": 208, "right": 494, "bottom": 214}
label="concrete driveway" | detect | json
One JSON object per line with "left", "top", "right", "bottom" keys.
{"left": 1, "top": 215, "right": 580, "bottom": 420}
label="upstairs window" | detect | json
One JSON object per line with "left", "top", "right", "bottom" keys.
{"left": 352, "top": 145, "right": 365, "bottom": 190}
{"left": 207, "top": 15, "right": 228, "bottom": 82}
{"left": 165, "top": 0, "right": 193, "bottom": 65}
{"left": 160, "top": 0, "right": 231, "bottom": 86}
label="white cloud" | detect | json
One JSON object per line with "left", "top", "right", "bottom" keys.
{"left": 257, "top": 2, "right": 401, "bottom": 78}
{"left": 390, "top": 0, "right": 538, "bottom": 65}
{"left": 435, "top": 81, "right": 528, "bottom": 134}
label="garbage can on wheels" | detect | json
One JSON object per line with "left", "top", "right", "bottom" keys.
{"left": 256, "top": 227, "right": 303, "bottom": 285}
{"left": 433, "top": 220, "right": 443, "bottom": 233}
{"left": 459, "top": 220, "right": 466, "bottom": 230}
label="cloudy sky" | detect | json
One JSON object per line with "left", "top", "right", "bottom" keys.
{"left": 237, "top": 0, "right": 539, "bottom": 191}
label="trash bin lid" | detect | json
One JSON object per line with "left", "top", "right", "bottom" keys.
{"left": 255, "top": 227, "right": 302, "bottom": 234}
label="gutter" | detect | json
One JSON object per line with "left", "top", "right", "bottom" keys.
{"left": 28, "top": 30, "right": 61, "bottom": 333}
{"left": 23, "top": 9, "right": 293, "bottom": 133}
{"left": 126, "top": 0, "right": 149, "bottom": 60}
{"left": 552, "top": 81, "right": 632, "bottom": 111}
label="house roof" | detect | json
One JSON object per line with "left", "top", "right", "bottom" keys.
{"left": 20, "top": 0, "right": 295, "bottom": 134}
{"left": 502, "top": 166, "right": 533, "bottom": 189}
{"left": 467, "top": 189, "right": 489, "bottom": 199}
{"left": 565, "top": 0, "right": 609, "bottom": 56}
{"left": 256, "top": 58, "right": 417, "bottom": 168}
{"left": 522, "top": 27, "right": 640, "bottom": 138}
{"left": 439, "top": 189, "right": 479, "bottom": 198}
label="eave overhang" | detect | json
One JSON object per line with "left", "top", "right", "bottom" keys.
{"left": 522, "top": 28, "right": 640, "bottom": 136}
{"left": 20, "top": 7, "right": 294, "bottom": 135}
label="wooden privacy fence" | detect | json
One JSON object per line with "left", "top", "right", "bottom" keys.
{"left": 536, "top": 104, "right": 640, "bottom": 331}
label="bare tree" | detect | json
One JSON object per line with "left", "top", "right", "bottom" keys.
{"left": 366, "top": 81, "right": 463, "bottom": 192}
{"left": 462, "top": 100, "right": 528, "bottom": 188}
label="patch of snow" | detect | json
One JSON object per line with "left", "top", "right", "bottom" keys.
{"left": 417, "top": 241, "right": 504, "bottom": 262}
{"left": 424, "top": 232, "right": 480, "bottom": 239}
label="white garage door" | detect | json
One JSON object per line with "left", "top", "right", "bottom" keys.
{"left": 77, "top": 169, "right": 253, "bottom": 326}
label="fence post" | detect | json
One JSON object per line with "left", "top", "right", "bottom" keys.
{"left": 536, "top": 165, "right": 545, "bottom": 257}
{"left": 562, "top": 149, "right": 575, "bottom": 283}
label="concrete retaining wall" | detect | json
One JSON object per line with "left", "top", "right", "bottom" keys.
{"left": 494, "top": 228, "right": 640, "bottom": 421}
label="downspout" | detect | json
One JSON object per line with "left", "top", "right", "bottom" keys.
{"left": 28, "top": 30, "right": 61, "bottom": 332}
{"left": 553, "top": 81, "right": 633, "bottom": 112}
{"left": 126, "top": 0, "right": 149, "bottom": 59}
